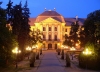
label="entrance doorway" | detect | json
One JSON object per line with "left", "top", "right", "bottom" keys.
{"left": 48, "top": 43, "right": 52, "bottom": 49}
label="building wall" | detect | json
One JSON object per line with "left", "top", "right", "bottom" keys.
{"left": 30, "top": 17, "right": 70, "bottom": 49}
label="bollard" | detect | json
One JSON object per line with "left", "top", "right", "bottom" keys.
{"left": 61, "top": 49, "right": 64, "bottom": 59}
{"left": 57, "top": 49, "right": 61, "bottom": 55}
{"left": 66, "top": 53, "right": 71, "bottom": 67}
{"left": 58, "top": 52, "right": 60, "bottom": 55}
{"left": 40, "top": 49, "right": 42, "bottom": 55}
{"left": 36, "top": 52, "right": 39, "bottom": 59}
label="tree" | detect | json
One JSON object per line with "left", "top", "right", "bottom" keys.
{"left": 30, "top": 29, "right": 43, "bottom": 46}
{"left": 78, "top": 27, "right": 85, "bottom": 47}
{"left": 63, "top": 34, "right": 72, "bottom": 47}
{"left": 69, "top": 21, "right": 79, "bottom": 46}
{"left": 12, "top": 4, "right": 22, "bottom": 35}
{"left": 0, "top": 5, "right": 17, "bottom": 67}
{"left": 94, "top": 21, "right": 100, "bottom": 43}
{"left": 6, "top": 0, "right": 13, "bottom": 24}
{"left": 83, "top": 10, "right": 100, "bottom": 43}
{"left": 8, "top": 1, "right": 31, "bottom": 58}
{"left": 79, "top": 10, "right": 100, "bottom": 70}
{"left": 21, "top": 0, "right": 30, "bottom": 47}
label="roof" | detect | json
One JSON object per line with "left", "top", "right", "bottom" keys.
{"left": 65, "top": 18, "right": 86, "bottom": 26}
{"left": 35, "top": 10, "right": 65, "bottom": 23}
{"left": 39, "top": 10, "right": 61, "bottom": 16}
{"left": 29, "top": 18, "right": 36, "bottom": 26}
{"left": 29, "top": 18, "right": 86, "bottom": 26}
{"left": 29, "top": 10, "right": 86, "bottom": 26}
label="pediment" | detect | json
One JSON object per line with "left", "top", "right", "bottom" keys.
{"left": 40, "top": 17, "right": 61, "bottom": 23}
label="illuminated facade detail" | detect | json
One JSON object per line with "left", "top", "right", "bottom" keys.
{"left": 29, "top": 10, "right": 85, "bottom": 49}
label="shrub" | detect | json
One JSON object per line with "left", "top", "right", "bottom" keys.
{"left": 79, "top": 42, "right": 100, "bottom": 70}
{"left": 30, "top": 52, "right": 35, "bottom": 67}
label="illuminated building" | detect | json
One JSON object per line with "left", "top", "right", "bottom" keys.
{"left": 29, "top": 8, "right": 85, "bottom": 49}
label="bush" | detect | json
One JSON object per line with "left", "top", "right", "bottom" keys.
{"left": 30, "top": 52, "right": 35, "bottom": 67}
{"left": 0, "top": 59, "right": 7, "bottom": 67}
{"left": 79, "top": 42, "right": 100, "bottom": 70}
{"left": 79, "top": 53, "right": 100, "bottom": 70}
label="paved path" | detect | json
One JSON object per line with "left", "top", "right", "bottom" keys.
{"left": 16, "top": 50, "right": 99, "bottom": 72}
{"left": 36, "top": 50, "right": 66, "bottom": 72}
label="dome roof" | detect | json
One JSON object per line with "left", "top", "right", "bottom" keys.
{"left": 35, "top": 10, "right": 65, "bottom": 23}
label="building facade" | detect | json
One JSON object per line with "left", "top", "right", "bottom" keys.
{"left": 29, "top": 9, "right": 85, "bottom": 50}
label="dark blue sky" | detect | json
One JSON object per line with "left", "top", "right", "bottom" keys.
{"left": 1, "top": 0, "right": 100, "bottom": 18}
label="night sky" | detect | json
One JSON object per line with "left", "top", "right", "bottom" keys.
{"left": 1, "top": 0, "right": 100, "bottom": 18}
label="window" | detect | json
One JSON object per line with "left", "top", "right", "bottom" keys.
{"left": 49, "top": 35, "right": 51, "bottom": 40}
{"left": 65, "top": 29, "right": 67, "bottom": 32}
{"left": 43, "top": 34, "right": 46, "bottom": 40}
{"left": 43, "top": 27, "right": 46, "bottom": 31}
{"left": 54, "top": 27, "right": 57, "bottom": 31}
{"left": 49, "top": 27, "right": 51, "bottom": 31}
{"left": 54, "top": 35, "right": 57, "bottom": 41}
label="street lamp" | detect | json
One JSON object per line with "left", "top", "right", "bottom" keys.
{"left": 82, "top": 48, "right": 92, "bottom": 69}
{"left": 12, "top": 47, "right": 21, "bottom": 68}
{"left": 26, "top": 46, "right": 32, "bottom": 59}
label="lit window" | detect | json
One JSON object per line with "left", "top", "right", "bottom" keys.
{"left": 55, "top": 27, "right": 57, "bottom": 31}
{"left": 43, "top": 34, "right": 46, "bottom": 40}
{"left": 54, "top": 35, "right": 57, "bottom": 40}
{"left": 49, "top": 35, "right": 51, "bottom": 40}
{"left": 43, "top": 27, "right": 46, "bottom": 31}
{"left": 49, "top": 27, "right": 51, "bottom": 31}
{"left": 65, "top": 29, "right": 67, "bottom": 32}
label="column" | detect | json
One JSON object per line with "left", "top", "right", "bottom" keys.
{"left": 52, "top": 24, "right": 54, "bottom": 40}
{"left": 58, "top": 24, "right": 60, "bottom": 40}
{"left": 46, "top": 24, "right": 48, "bottom": 40}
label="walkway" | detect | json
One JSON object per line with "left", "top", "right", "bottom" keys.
{"left": 17, "top": 50, "right": 99, "bottom": 72}
{"left": 36, "top": 50, "right": 66, "bottom": 72}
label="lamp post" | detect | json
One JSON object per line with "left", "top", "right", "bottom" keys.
{"left": 35, "top": 45, "right": 39, "bottom": 59}
{"left": 12, "top": 47, "right": 21, "bottom": 68}
{"left": 57, "top": 43, "right": 61, "bottom": 55}
{"left": 61, "top": 45, "right": 64, "bottom": 59}
{"left": 83, "top": 48, "right": 92, "bottom": 69}
{"left": 26, "top": 46, "right": 32, "bottom": 59}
